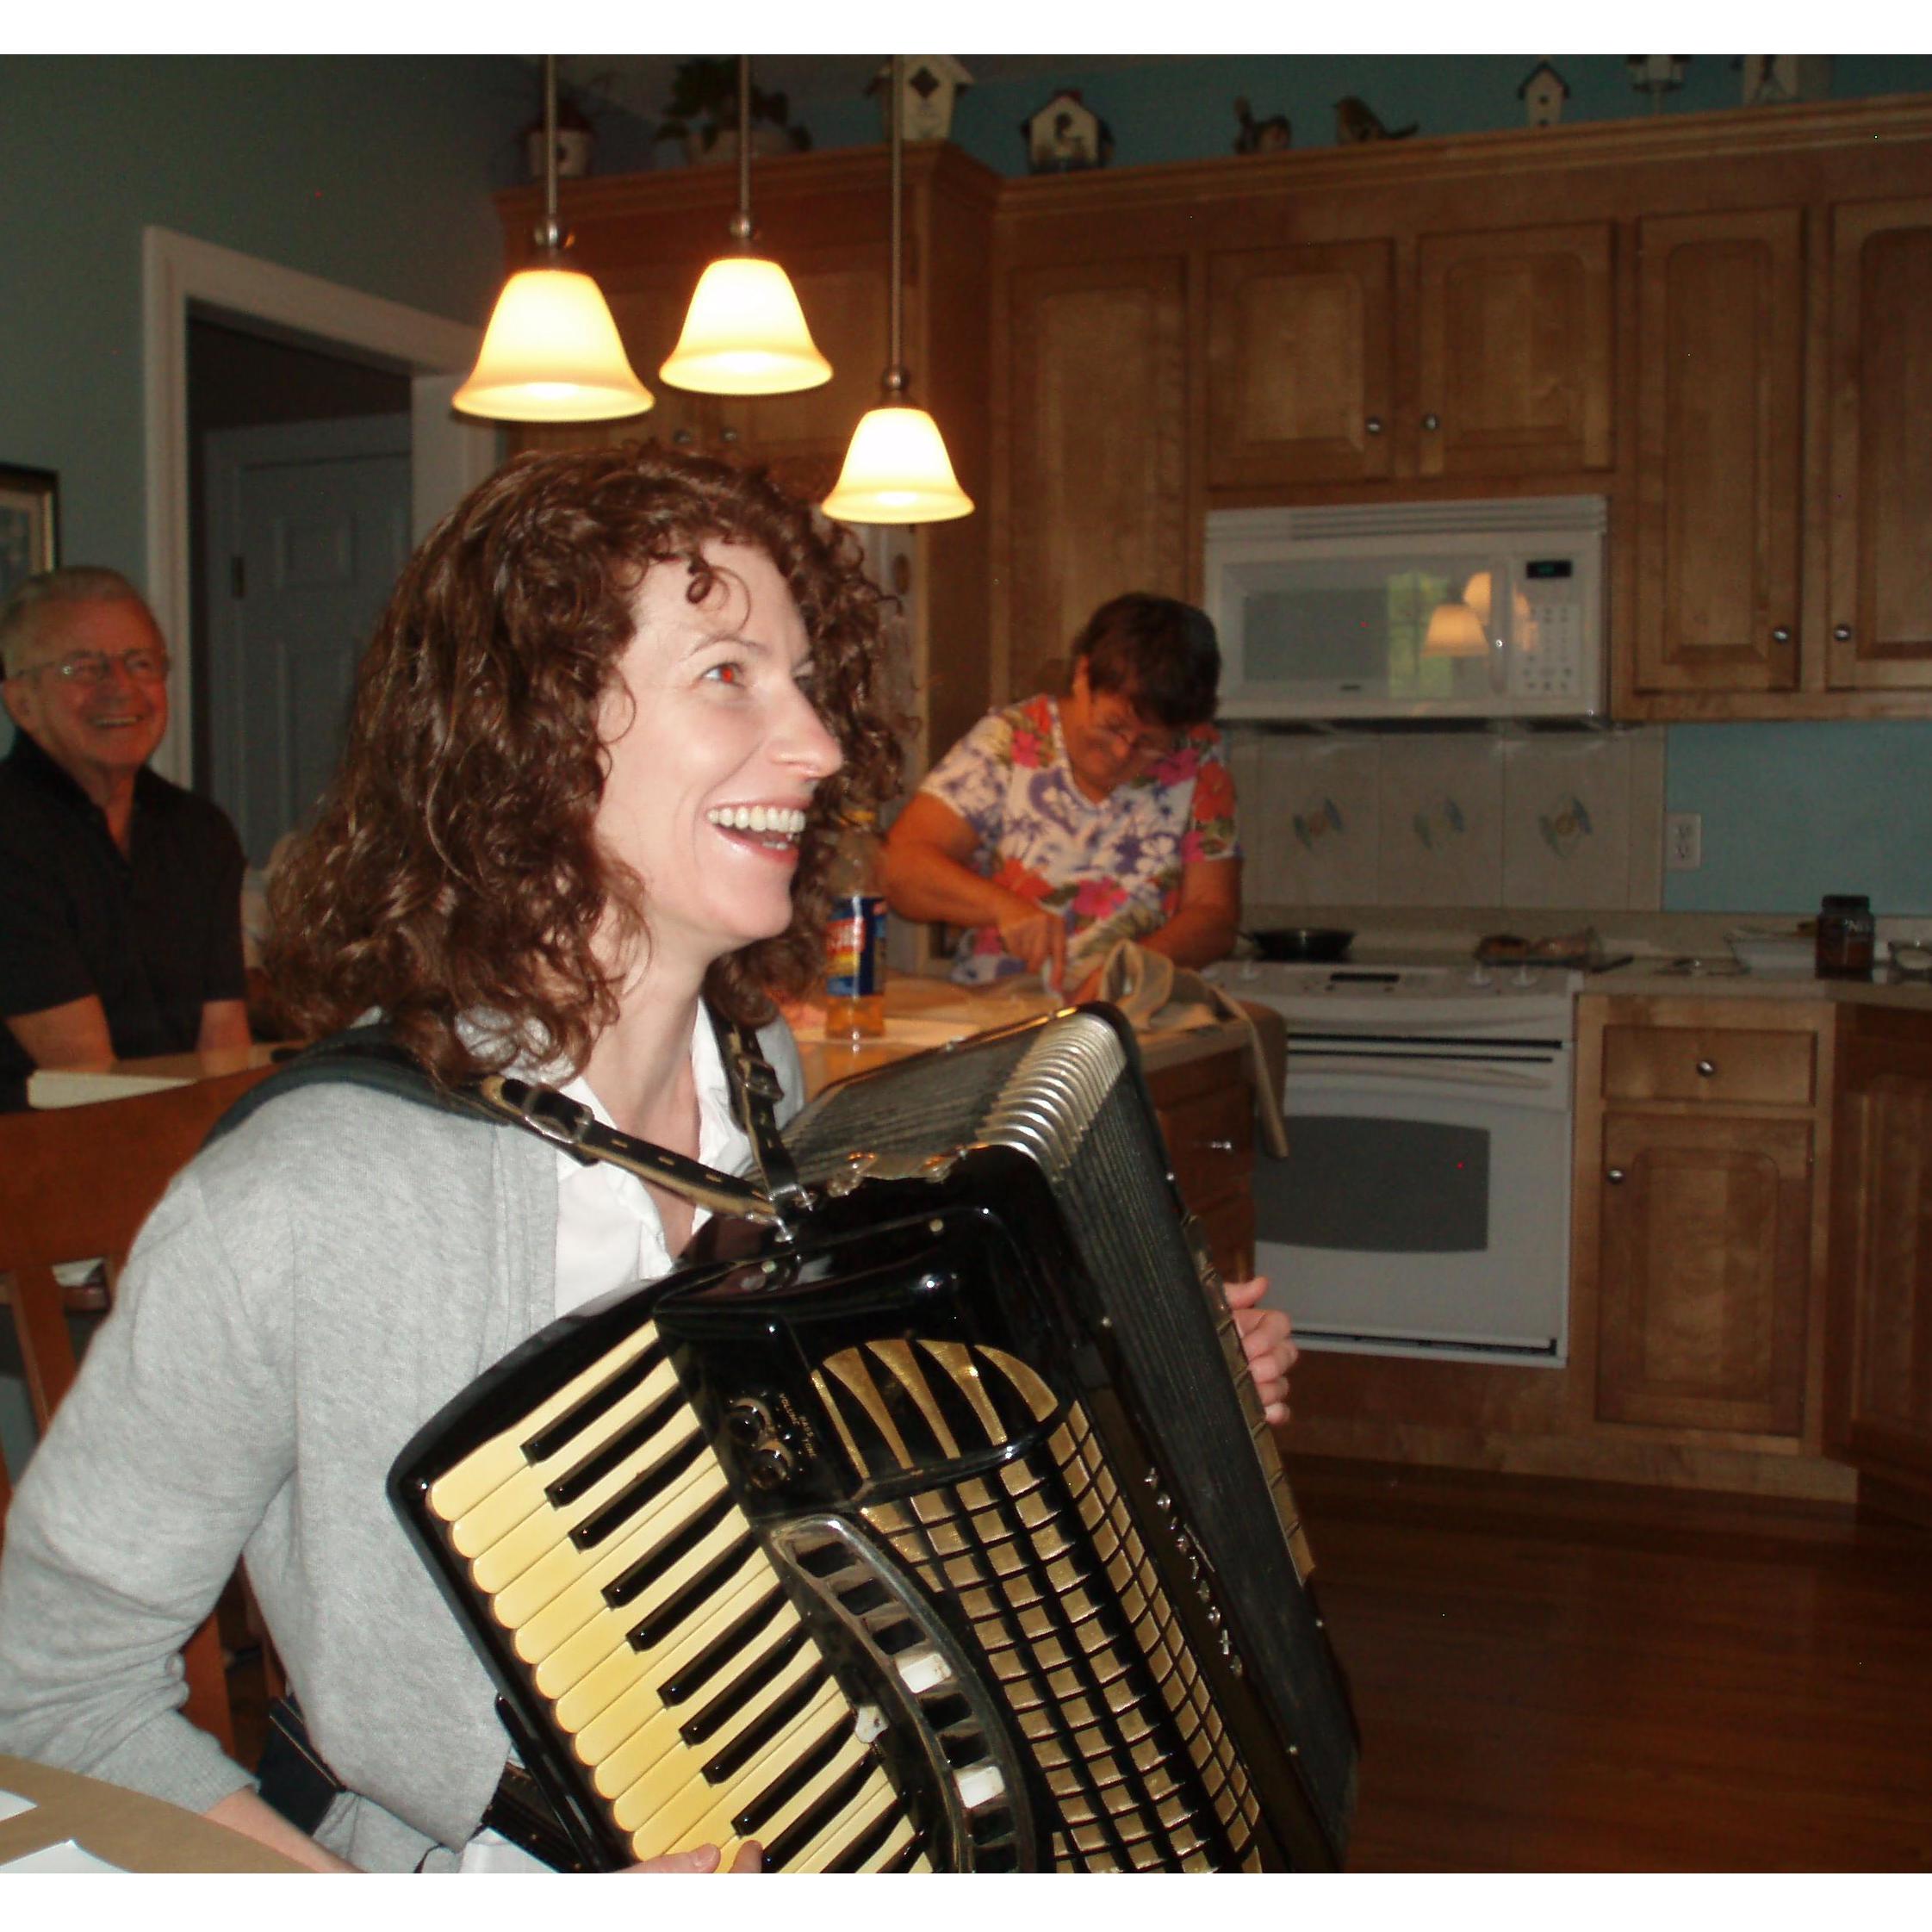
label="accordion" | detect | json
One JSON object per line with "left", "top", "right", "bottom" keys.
{"left": 389, "top": 1006, "right": 1357, "bottom": 1872}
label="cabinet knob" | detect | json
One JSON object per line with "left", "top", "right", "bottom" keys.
{"left": 1833, "top": 623, "right": 1853, "bottom": 642}
{"left": 719, "top": 425, "right": 740, "bottom": 444}
{"left": 1421, "top": 412, "right": 1441, "bottom": 432}
{"left": 1771, "top": 625, "right": 1792, "bottom": 644}
{"left": 1365, "top": 415, "right": 1384, "bottom": 436}
{"left": 671, "top": 427, "right": 695, "bottom": 447}
{"left": 1606, "top": 1167, "right": 1626, "bottom": 1184}
{"left": 1696, "top": 1059, "right": 1717, "bottom": 1078}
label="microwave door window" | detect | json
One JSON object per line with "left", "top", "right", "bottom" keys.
{"left": 1237, "top": 557, "right": 1502, "bottom": 705}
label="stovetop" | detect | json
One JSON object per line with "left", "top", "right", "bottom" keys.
{"left": 1211, "top": 954, "right": 1581, "bottom": 1036}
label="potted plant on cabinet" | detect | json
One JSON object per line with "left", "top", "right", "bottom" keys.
{"left": 656, "top": 57, "right": 812, "bottom": 165}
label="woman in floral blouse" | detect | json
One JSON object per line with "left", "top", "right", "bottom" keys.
{"left": 884, "top": 593, "right": 1239, "bottom": 1000}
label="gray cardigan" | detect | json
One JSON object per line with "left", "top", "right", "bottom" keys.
{"left": 0, "top": 1018, "right": 803, "bottom": 1872}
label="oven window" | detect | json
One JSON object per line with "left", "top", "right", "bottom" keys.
{"left": 1259, "top": 1115, "right": 1490, "bottom": 1253}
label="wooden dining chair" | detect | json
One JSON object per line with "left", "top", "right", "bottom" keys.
{"left": 0, "top": 1065, "right": 279, "bottom": 1755}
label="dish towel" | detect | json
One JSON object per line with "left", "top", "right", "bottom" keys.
{"left": 1094, "top": 942, "right": 1290, "bottom": 1159}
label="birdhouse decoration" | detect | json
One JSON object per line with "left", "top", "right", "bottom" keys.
{"left": 1517, "top": 59, "right": 1570, "bottom": 128}
{"left": 1739, "top": 56, "right": 1835, "bottom": 107}
{"left": 1626, "top": 55, "right": 1689, "bottom": 111}
{"left": 1022, "top": 90, "right": 1113, "bottom": 174}
{"left": 868, "top": 56, "right": 971, "bottom": 143}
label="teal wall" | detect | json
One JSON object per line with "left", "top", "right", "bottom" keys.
{"left": 0, "top": 56, "right": 527, "bottom": 587}
{"left": 1662, "top": 724, "right": 1931, "bottom": 917}
{"left": 786, "top": 53, "right": 1932, "bottom": 176}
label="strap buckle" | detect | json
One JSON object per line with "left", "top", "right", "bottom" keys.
{"left": 478, "top": 1075, "right": 597, "bottom": 1161}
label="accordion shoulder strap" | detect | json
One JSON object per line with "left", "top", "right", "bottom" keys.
{"left": 208, "top": 1013, "right": 793, "bottom": 1225}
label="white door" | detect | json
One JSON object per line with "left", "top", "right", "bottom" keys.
{"left": 204, "top": 414, "right": 411, "bottom": 865}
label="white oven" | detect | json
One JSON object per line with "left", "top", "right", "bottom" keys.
{"left": 1216, "top": 960, "right": 1578, "bottom": 1364}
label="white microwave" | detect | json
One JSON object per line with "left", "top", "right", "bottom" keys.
{"left": 1203, "top": 495, "right": 1607, "bottom": 723}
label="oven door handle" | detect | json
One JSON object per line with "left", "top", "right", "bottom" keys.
{"left": 1285, "top": 1058, "right": 1568, "bottom": 1097}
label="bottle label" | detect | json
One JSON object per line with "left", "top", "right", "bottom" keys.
{"left": 826, "top": 895, "right": 887, "bottom": 998}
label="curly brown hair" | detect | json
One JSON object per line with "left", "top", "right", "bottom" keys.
{"left": 265, "top": 443, "right": 903, "bottom": 1084}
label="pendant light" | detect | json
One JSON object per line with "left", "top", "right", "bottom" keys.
{"left": 454, "top": 57, "right": 654, "bottom": 424}
{"left": 823, "top": 56, "right": 972, "bottom": 525}
{"left": 659, "top": 57, "right": 831, "bottom": 396}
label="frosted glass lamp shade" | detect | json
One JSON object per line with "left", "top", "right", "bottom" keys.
{"left": 822, "top": 405, "right": 973, "bottom": 525}
{"left": 659, "top": 257, "right": 833, "bottom": 396}
{"left": 1422, "top": 599, "right": 1489, "bottom": 658}
{"left": 454, "top": 267, "right": 654, "bottom": 422}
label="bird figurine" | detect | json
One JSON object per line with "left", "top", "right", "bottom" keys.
{"left": 1334, "top": 96, "right": 1417, "bottom": 143}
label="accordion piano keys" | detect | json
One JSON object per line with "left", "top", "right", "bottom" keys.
{"left": 426, "top": 1318, "right": 929, "bottom": 1872}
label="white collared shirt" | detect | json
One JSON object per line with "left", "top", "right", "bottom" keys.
{"left": 550, "top": 1003, "right": 751, "bottom": 1317}
{"left": 458, "top": 1004, "right": 788, "bottom": 1873}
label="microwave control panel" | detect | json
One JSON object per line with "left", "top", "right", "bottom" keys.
{"left": 1509, "top": 560, "right": 1588, "bottom": 700}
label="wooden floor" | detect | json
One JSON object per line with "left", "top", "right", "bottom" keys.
{"left": 1287, "top": 1456, "right": 1932, "bottom": 1871}
{"left": 227, "top": 1457, "right": 1932, "bottom": 1869}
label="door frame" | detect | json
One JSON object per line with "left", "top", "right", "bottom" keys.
{"left": 142, "top": 225, "right": 496, "bottom": 785}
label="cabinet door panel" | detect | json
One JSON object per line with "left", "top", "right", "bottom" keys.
{"left": 1828, "top": 199, "right": 1932, "bottom": 689}
{"left": 1205, "top": 242, "right": 1395, "bottom": 487}
{"left": 1828, "top": 1029, "right": 1932, "bottom": 1478}
{"left": 1005, "top": 258, "right": 1188, "bottom": 699}
{"left": 1595, "top": 1112, "right": 1811, "bottom": 1435}
{"left": 722, "top": 253, "right": 891, "bottom": 483}
{"left": 1418, "top": 224, "right": 1614, "bottom": 477}
{"left": 1633, "top": 209, "right": 1804, "bottom": 693}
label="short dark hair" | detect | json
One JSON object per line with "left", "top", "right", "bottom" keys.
{"left": 266, "top": 444, "right": 904, "bottom": 1084}
{"left": 1071, "top": 593, "right": 1221, "bottom": 728}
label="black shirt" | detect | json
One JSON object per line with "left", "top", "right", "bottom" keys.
{"left": 0, "top": 731, "right": 247, "bottom": 1111}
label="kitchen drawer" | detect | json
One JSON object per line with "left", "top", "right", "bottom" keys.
{"left": 1601, "top": 1025, "right": 1817, "bottom": 1107}
{"left": 1156, "top": 1080, "right": 1255, "bottom": 1212}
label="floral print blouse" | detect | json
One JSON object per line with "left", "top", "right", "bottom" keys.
{"left": 919, "top": 693, "right": 1240, "bottom": 986}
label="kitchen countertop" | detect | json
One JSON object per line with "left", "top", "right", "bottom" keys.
{"left": 1580, "top": 962, "right": 1932, "bottom": 1007}
{"left": 795, "top": 972, "right": 1253, "bottom": 1099}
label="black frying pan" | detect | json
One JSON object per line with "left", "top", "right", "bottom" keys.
{"left": 1244, "top": 927, "right": 1355, "bottom": 963}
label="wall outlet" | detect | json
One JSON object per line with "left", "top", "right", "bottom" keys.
{"left": 1664, "top": 811, "right": 1703, "bottom": 872}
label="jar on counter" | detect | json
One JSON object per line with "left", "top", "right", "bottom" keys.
{"left": 1816, "top": 894, "right": 1876, "bottom": 980}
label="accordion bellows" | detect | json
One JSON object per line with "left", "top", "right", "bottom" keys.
{"left": 390, "top": 1008, "right": 1358, "bottom": 1871}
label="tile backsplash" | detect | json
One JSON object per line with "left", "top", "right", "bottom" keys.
{"left": 1227, "top": 726, "right": 1666, "bottom": 911}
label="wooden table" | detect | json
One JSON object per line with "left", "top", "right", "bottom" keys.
{"left": 28, "top": 1041, "right": 285, "bottom": 1110}
{"left": 0, "top": 1754, "right": 302, "bottom": 1873}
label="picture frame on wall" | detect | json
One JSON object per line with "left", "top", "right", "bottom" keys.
{"left": 0, "top": 463, "right": 59, "bottom": 605}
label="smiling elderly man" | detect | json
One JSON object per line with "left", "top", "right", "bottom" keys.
{"left": 0, "top": 568, "right": 249, "bottom": 1111}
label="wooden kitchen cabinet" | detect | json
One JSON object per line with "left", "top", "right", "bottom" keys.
{"left": 1631, "top": 208, "right": 1805, "bottom": 695}
{"left": 1579, "top": 999, "right": 1832, "bottom": 1444}
{"left": 1204, "top": 242, "right": 1395, "bottom": 489}
{"left": 1415, "top": 222, "right": 1615, "bottom": 479}
{"left": 1825, "top": 1006, "right": 1932, "bottom": 1520}
{"left": 997, "top": 254, "right": 1190, "bottom": 703}
{"left": 1146, "top": 1047, "right": 1255, "bottom": 1283}
{"left": 1825, "top": 196, "right": 1932, "bottom": 694}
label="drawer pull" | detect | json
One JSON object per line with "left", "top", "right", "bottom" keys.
{"left": 1204, "top": 1138, "right": 1236, "bottom": 1153}
{"left": 1696, "top": 1059, "right": 1717, "bottom": 1078}
{"left": 1606, "top": 1167, "right": 1626, "bottom": 1184}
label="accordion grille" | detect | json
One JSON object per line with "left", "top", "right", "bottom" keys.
{"left": 823, "top": 1345, "right": 1266, "bottom": 1872}
{"left": 420, "top": 1319, "right": 929, "bottom": 1872}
